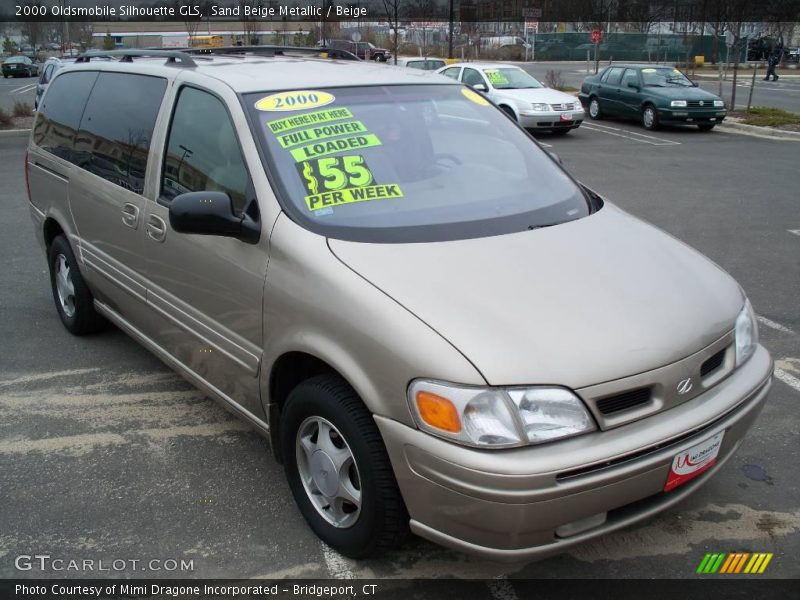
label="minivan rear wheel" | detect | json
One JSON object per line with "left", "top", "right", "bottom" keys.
{"left": 280, "top": 374, "right": 408, "bottom": 558}
{"left": 48, "top": 235, "right": 105, "bottom": 335}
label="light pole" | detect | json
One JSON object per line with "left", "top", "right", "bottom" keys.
{"left": 447, "top": 0, "right": 454, "bottom": 59}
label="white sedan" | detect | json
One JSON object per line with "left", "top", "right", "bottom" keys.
{"left": 436, "top": 62, "right": 585, "bottom": 134}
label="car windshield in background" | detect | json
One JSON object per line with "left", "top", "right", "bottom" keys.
{"left": 483, "top": 68, "right": 543, "bottom": 89}
{"left": 244, "top": 85, "right": 589, "bottom": 243}
{"left": 642, "top": 67, "right": 694, "bottom": 87}
{"left": 5, "top": 57, "right": 27, "bottom": 64}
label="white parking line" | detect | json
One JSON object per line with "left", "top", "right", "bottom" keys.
{"left": 318, "top": 541, "right": 358, "bottom": 579}
{"left": 756, "top": 315, "right": 795, "bottom": 335}
{"left": 774, "top": 368, "right": 800, "bottom": 393}
{"left": 10, "top": 84, "right": 37, "bottom": 95}
{"left": 788, "top": 229, "right": 800, "bottom": 237}
{"left": 581, "top": 123, "right": 681, "bottom": 146}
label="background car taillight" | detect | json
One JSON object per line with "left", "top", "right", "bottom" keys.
{"left": 24, "top": 149, "right": 32, "bottom": 203}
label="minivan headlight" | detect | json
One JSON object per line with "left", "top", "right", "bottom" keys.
{"left": 735, "top": 299, "right": 758, "bottom": 367}
{"left": 408, "top": 380, "right": 596, "bottom": 448}
{"left": 671, "top": 100, "right": 688, "bottom": 107}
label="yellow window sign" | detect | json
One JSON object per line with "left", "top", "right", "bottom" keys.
{"left": 299, "top": 155, "right": 375, "bottom": 195}
{"left": 485, "top": 69, "right": 509, "bottom": 85}
{"left": 290, "top": 134, "right": 382, "bottom": 162}
{"left": 255, "top": 90, "right": 335, "bottom": 112}
{"left": 305, "top": 184, "right": 403, "bottom": 211}
{"left": 277, "top": 120, "right": 369, "bottom": 149}
{"left": 267, "top": 107, "right": 354, "bottom": 134}
{"left": 461, "top": 88, "right": 490, "bottom": 106}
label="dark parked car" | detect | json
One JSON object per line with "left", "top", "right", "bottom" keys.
{"left": 326, "top": 40, "right": 391, "bottom": 61}
{"left": 579, "top": 64, "right": 727, "bottom": 131}
{"left": 2, "top": 56, "right": 39, "bottom": 78}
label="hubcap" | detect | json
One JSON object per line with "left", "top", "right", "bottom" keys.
{"left": 54, "top": 254, "right": 76, "bottom": 318}
{"left": 644, "top": 108, "right": 655, "bottom": 128}
{"left": 590, "top": 100, "right": 599, "bottom": 117}
{"left": 296, "top": 416, "right": 361, "bottom": 528}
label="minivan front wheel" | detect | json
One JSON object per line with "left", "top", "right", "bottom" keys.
{"left": 280, "top": 374, "right": 408, "bottom": 558}
{"left": 48, "top": 235, "right": 105, "bottom": 335}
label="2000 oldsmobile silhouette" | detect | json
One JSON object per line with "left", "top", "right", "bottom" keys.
{"left": 25, "top": 50, "right": 772, "bottom": 561}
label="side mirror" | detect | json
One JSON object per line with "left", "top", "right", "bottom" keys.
{"left": 168, "top": 191, "right": 260, "bottom": 244}
{"left": 627, "top": 80, "right": 640, "bottom": 90}
{"left": 473, "top": 83, "right": 488, "bottom": 92}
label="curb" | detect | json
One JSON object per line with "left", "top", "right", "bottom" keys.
{"left": 0, "top": 128, "right": 31, "bottom": 138}
{"left": 718, "top": 120, "right": 800, "bottom": 140}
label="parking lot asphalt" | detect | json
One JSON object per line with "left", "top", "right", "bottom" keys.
{"left": 0, "top": 75, "right": 37, "bottom": 113}
{"left": 1, "top": 122, "right": 799, "bottom": 585}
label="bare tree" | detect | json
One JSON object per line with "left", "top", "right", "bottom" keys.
{"left": 382, "top": 0, "right": 405, "bottom": 64}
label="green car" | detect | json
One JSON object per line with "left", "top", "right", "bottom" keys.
{"left": 579, "top": 64, "right": 727, "bottom": 131}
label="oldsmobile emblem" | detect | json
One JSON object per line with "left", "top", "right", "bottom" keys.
{"left": 677, "top": 378, "right": 693, "bottom": 395}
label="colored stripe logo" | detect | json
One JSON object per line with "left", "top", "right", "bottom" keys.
{"left": 697, "top": 552, "right": 773, "bottom": 574}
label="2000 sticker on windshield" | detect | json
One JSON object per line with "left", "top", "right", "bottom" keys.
{"left": 255, "top": 90, "right": 335, "bottom": 112}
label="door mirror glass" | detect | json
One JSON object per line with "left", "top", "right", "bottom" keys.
{"left": 168, "top": 191, "right": 259, "bottom": 244}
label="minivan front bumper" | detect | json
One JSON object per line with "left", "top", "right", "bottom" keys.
{"left": 376, "top": 345, "right": 772, "bottom": 561}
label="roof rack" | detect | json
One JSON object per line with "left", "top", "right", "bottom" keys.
{"left": 182, "top": 45, "right": 360, "bottom": 61}
{"left": 76, "top": 49, "right": 197, "bottom": 67}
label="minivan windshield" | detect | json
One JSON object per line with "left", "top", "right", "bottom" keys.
{"left": 245, "top": 85, "right": 590, "bottom": 242}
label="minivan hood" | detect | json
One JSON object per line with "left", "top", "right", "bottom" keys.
{"left": 329, "top": 204, "right": 743, "bottom": 388}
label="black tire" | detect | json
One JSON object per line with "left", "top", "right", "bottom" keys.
{"left": 698, "top": 123, "right": 715, "bottom": 131}
{"left": 280, "top": 374, "right": 408, "bottom": 558}
{"left": 500, "top": 105, "right": 517, "bottom": 121}
{"left": 588, "top": 96, "right": 602, "bottom": 120}
{"left": 642, "top": 104, "right": 659, "bottom": 130}
{"left": 47, "top": 235, "right": 105, "bottom": 335}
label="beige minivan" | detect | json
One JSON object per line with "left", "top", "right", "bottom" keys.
{"left": 26, "top": 49, "right": 772, "bottom": 561}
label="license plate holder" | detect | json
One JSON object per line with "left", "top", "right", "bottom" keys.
{"left": 664, "top": 431, "right": 724, "bottom": 492}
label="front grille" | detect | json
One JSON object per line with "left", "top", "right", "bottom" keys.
{"left": 596, "top": 387, "right": 652, "bottom": 415}
{"left": 687, "top": 100, "right": 713, "bottom": 108}
{"left": 701, "top": 349, "right": 726, "bottom": 377}
{"left": 550, "top": 102, "right": 577, "bottom": 111}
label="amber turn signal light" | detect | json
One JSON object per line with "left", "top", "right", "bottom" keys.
{"left": 416, "top": 391, "right": 462, "bottom": 433}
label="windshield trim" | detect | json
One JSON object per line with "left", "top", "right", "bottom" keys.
{"left": 239, "top": 84, "right": 594, "bottom": 244}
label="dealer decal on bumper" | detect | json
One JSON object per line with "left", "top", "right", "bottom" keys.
{"left": 664, "top": 431, "right": 724, "bottom": 492}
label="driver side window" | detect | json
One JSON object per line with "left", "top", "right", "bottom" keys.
{"left": 462, "top": 68, "right": 486, "bottom": 88}
{"left": 161, "top": 87, "right": 251, "bottom": 213}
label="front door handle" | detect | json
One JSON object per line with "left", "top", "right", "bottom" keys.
{"left": 121, "top": 203, "right": 139, "bottom": 229}
{"left": 146, "top": 215, "right": 167, "bottom": 243}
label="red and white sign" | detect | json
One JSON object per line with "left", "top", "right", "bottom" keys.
{"left": 526, "top": 21, "right": 539, "bottom": 32}
{"left": 590, "top": 29, "right": 603, "bottom": 44}
{"left": 664, "top": 431, "right": 724, "bottom": 492}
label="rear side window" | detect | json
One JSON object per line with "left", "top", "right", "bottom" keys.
{"left": 440, "top": 67, "right": 460, "bottom": 79}
{"left": 161, "top": 87, "right": 251, "bottom": 213}
{"left": 605, "top": 67, "right": 625, "bottom": 86}
{"left": 33, "top": 71, "right": 98, "bottom": 162}
{"left": 40, "top": 63, "right": 54, "bottom": 84}
{"left": 73, "top": 72, "right": 166, "bottom": 194}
